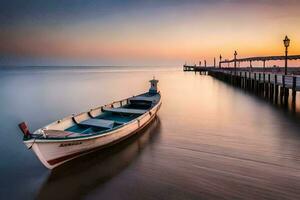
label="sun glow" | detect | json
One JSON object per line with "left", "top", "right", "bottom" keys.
{"left": 1, "top": 1, "right": 300, "bottom": 66}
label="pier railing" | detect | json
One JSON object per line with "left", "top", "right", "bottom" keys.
{"left": 183, "top": 65, "right": 300, "bottom": 107}
{"left": 208, "top": 69, "right": 300, "bottom": 89}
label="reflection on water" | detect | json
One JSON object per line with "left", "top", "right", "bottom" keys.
{"left": 37, "top": 118, "right": 161, "bottom": 200}
{"left": 0, "top": 67, "right": 300, "bottom": 200}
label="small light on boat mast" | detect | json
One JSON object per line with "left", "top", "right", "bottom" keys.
{"left": 149, "top": 76, "right": 159, "bottom": 94}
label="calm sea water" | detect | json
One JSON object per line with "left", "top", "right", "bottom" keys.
{"left": 0, "top": 66, "right": 300, "bottom": 200}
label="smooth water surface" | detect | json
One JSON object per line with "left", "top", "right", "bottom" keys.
{"left": 0, "top": 66, "right": 300, "bottom": 200}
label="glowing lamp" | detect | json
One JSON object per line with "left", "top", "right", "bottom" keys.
{"left": 283, "top": 36, "right": 290, "bottom": 48}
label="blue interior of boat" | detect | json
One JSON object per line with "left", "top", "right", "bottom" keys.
{"left": 66, "top": 126, "right": 106, "bottom": 134}
{"left": 64, "top": 92, "right": 160, "bottom": 135}
{"left": 65, "top": 113, "right": 141, "bottom": 134}
{"left": 95, "top": 112, "right": 139, "bottom": 124}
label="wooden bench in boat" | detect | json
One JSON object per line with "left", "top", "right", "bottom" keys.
{"left": 130, "top": 95, "right": 159, "bottom": 102}
{"left": 102, "top": 107, "right": 148, "bottom": 115}
{"left": 79, "top": 118, "right": 115, "bottom": 129}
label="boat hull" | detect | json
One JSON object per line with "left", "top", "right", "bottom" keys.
{"left": 25, "top": 100, "right": 161, "bottom": 169}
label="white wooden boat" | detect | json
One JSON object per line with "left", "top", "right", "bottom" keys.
{"left": 19, "top": 78, "right": 161, "bottom": 169}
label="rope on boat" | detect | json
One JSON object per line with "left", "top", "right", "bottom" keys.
{"left": 27, "top": 129, "right": 46, "bottom": 149}
{"left": 27, "top": 138, "right": 36, "bottom": 149}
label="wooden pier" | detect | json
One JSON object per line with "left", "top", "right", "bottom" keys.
{"left": 183, "top": 65, "right": 300, "bottom": 108}
{"left": 183, "top": 65, "right": 215, "bottom": 74}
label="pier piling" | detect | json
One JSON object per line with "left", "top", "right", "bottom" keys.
{"left": 183, "top": 65, "right": 299, "bottom": 108}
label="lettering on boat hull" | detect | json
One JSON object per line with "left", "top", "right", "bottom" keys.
{"left": 59, "top": 142, "right": 82, "bottom": 147}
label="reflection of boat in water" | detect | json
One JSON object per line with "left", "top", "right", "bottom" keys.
{"left": 36, "top": 117, "right": 161, "bottom": 199}
{"left": 19, "top": 78, "right": 162, "bottom": 169}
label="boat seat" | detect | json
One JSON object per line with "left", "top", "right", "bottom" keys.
{"left": 113, "top": 120, "right": 125, "bottom": 125}
{"left": 79, "top": 118, "right": 114, "bottom": 129}
{"left": 102, "top": 107, "right": 147, "bottom": 115}
{"left": 129, "top": 93, "right": 160, "bottom": 103}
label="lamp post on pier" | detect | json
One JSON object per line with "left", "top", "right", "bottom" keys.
{"left": 283, "top": 35, "right": 290, "bottom": 75}
{"left": 219, "top": 55, "right": 222, "bottom": 68}
{"left": 204, "top": 60, "right": 207, "bottom": 67}
{"left": 234, "top": 51, "right": 237, "bottom": 74}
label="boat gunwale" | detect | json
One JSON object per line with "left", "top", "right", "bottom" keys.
{"left": 44, "top": 97, "right": 131, "bottom": 129}
{"left": 24, "top": 96, "right": 161, "bottom": 143}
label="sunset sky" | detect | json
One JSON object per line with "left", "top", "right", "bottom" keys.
{"left": 1, "top": 0, "right": 300, "bottom": 66}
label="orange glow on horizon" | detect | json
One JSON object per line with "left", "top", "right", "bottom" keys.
{"left": 1, "top": 1, "right": 300, "bottom": 66}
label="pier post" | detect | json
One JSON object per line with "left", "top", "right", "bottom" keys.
{"left": 250, "top": 72, "right": 253, "bottom": 91}
{"left": 264, "top": 73, "right": 267, "bottom": 98}
{"left": 254, "top": 73, "right": 257, "bottom": 93}
{"left": 246, "top": 72, "right": 248, "bottom": 90}
{"left": 258, "top": 73, "right": 262, "bottom": 95}
{"left": 280, "top": 76, "right": 285, "bottom": 104}
{"left": 249, "top": 72, "right": 252, "bottom": 90}
{"left": 283, "top": 76, "right": 289, "bottom": 105}
{"left": 280, "top": 86, "right": 284, "bottom": 104}
{"left": 214, "top": 57, "right": 216, "bottom": 68}
{"left": 274, "top": 75, "right": 278, "bottom": 104}
{"left": 238, "top": 72, "right": 241, "bottom": 87}
{"left": 239, "top": 71, "right": 241, "bottom": 88}
{"left": 292, "top": 76, "right": 297, "bottom": 108}
{"left": 268, "top": 74, "right": 273, "bottom": 100}
{"left": 285, "top": 87, "right": 289, "bottom": 105}
{"left": 244, "top": 71, "right": 247, "bottom": 89}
